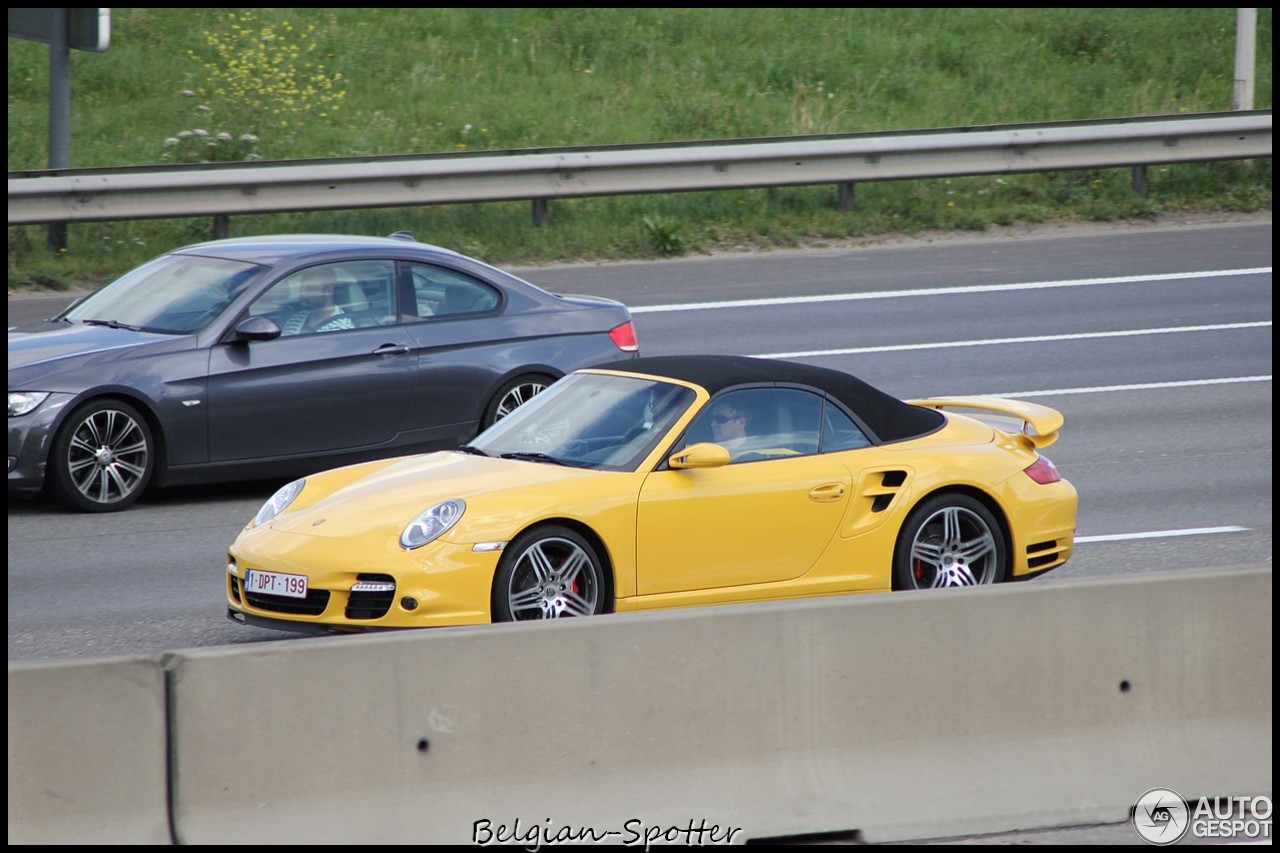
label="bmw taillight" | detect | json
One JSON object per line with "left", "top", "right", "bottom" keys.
{"left": 1023, "top": 455, "right": 1061, "bottom": 484}
{"left": 609, "top": 320, "right": 639, "bottom": 352}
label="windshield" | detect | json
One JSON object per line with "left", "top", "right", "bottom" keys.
{"left": 64, "top": 253, "right": 263, "bottom": 334}
{"left": 470, "top": 372, "right": 697, "bottom": 471}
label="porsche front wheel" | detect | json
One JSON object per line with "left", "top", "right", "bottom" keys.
{"left": 893, "top": 494, "right": 1006, "bottom": 590}
{"left": 491, "top": 526, "right": 609, "bottom": 621}
{"left": 49, "top": 399, "right": 156, "bottom": 512}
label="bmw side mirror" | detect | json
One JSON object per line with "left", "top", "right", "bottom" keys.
{"left": 668, "top": 442, "right": 731, "bottom": 469}
{"left": 233, "top": 316, "right": 282, "bottom": 342}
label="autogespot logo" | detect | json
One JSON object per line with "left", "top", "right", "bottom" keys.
{"left": 1133, "top": 788, "right": 1190, "bottom": 845}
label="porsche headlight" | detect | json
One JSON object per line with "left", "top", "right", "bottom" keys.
{"left": 8, "top": 392, "right": 50, "bottom": 417}
{"left": 253, "top": 478, "right": 305, "bottom": 527}
{"left": 401, "top": 499, "right": 466, "bottom": 550}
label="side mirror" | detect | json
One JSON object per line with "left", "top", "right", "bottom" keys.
{"left": 232, "top": 315, "right": 282, "bottom": 342}
{"left": 668, "top": 442, "right": 731, "bottom": 470}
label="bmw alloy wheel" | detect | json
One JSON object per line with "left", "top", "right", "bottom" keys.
{"left": 482, "top": 374, "right": 553, "bottom": 429}
{"left": 50, "top": 400, "right": 155, "bottom": 512}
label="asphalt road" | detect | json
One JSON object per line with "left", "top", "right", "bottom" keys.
{"left": 7, "top": 215, "right": 1272, "bottom": 665}
{"left": 6, "top": 215, "right": 1272, "bottom": 845}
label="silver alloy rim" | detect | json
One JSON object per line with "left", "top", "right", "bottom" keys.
{"left": 506, "top": 536, "right": 599, "bottom": 619}
{"left": 908, "top": 506, "right": 998, "bottom": 588}
{"left": 66, "top": 408, "right": 150, "bottom": 505}
{"left": 494, "top": 381, "right": 547, "bottom": 420}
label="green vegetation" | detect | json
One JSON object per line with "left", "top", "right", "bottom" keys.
{"left": 7, "top": 8, "right": 1272, "bottom": 290}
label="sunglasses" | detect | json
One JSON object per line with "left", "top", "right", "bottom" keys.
{"left": 710, "top": 412, "right": 741, "bottom": 424}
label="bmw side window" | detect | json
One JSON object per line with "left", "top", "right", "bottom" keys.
{"left": 247, "top": 262, "right": 350, "bottom": 335}
{"left": 247, "top": 261, "right": 395, "bottom": 336}
{"left": 335, "top": 260, "right": 397, "bottom": 328}
{"left": 821, "top": 401, "right": 871, "bottom": 451}
{"left": 246, "top": 271, "right": 307, "bottom": 328}
{"left": 405, "top": 263, "right": 501, "bottom": 321}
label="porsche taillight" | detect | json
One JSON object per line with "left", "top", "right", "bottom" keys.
{"left": 609, "top": 320, "right": 639, "bottom": 352}
{"left": 1023, "top": 455, "right": 1061, "bottom": 484}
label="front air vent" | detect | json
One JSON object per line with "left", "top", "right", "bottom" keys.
{"left": 246, "top": 588, "right": 330, "bottom": 615}
{"left": 1026, "top": 539, "right": 1067, "bottom": 569}
{"left": 346, "top": 573, "right": 396, "bottom": 620}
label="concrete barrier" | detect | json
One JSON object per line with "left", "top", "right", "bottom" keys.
{"left": 165, "top": 567, "right": 1271, "bottom": 844}
{"left": 7, "top": 656, "right": 170, "bottom": 844}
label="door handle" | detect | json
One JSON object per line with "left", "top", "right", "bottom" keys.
{"left": 372, "top": 344, "right": 410, "bottom": 356}
{"left": 808, "top": 483, "right": 846, "bottom": 502}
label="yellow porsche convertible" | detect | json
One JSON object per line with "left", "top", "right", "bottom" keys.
{"left": 226, "top": 355, "right": 1076, "bottom": 633}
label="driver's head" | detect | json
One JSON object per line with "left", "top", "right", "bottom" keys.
{"left": 710, "top": 402, "right": 747, "bottom": 442}
{"left": 299, "top": 268, "right": 337, "bottom": 308}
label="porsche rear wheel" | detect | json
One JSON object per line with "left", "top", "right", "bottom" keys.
{"left": 49, "top": 399, "right": 156, "bottom": 513}
{"left": 893, "top": 494, "right": 1006, "bottom": 590}
{"left": 491, "top": 525, "right": 609, "bottom": 621}
{"left": 480, "top": 373, "right": 554, "bottom": 430}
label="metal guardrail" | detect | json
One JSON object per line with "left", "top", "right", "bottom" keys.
{"left": 6, "top": 111, "right": 1272, "bottom": 228}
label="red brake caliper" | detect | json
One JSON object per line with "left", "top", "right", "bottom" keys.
{"left": 559, "top": 552, "right": 579, "bottom": 597}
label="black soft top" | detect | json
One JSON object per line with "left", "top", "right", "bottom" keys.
{"left": 597, "top": 354, "right": 944, "bottom": 443}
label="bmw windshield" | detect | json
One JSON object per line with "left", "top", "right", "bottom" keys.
{"left": 469, "top": 372, "right": 696, "bottom": 471}
{"left": 62, "top": 253, "right": 263, "bottom": 335}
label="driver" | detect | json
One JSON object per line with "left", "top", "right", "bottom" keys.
{"left": 709, "top": 402, "right": 750, "bottom": 451}
{"left": 282, "top": 267, "right": 356, "bottom": 335}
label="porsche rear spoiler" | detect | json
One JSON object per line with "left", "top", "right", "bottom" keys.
{"left": 908, "top": 396, "right": 1063, "bottom": 450}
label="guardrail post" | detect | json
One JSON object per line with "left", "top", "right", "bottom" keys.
{"left": 46, "top": 223, "right": 68, "bottom": 252}
{"left": 212, "top": 215, "right": 229, "bottom": 240}
{"left": 532, "top": 198, "right": 549, "bottom": 226}
{"left": 1131, "top": 165, "right": 1149, "bottom": 198}
{"left": 837, "top": 181, "right": 856, "bottom": 212}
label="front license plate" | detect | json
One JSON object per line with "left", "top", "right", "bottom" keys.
{"left": 244, "top": 568, "right": 309, "bottom": 599}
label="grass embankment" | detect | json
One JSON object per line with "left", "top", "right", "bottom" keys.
{"left": 6, "top": 8, "right": 1272, "bottom": 291}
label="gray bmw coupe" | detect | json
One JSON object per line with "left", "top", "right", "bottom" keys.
{"left": 8, "top": 232, "right": 639, "bottom": 511}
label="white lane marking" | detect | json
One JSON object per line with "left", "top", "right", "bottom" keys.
{"left": 988, "top": 375, "right": 1272, "bottom": 398}
{"left": 750, "top": 321, "right": 1272, "bottom": 359}
{"left": 632, "top": 269, "right": 1268, "bottom": 549}
{"left": 630, "top": 267, "right": 1271, "bottom": 314}
{"left": 1077, "top": 526, "right": 1249, "bottom": 543}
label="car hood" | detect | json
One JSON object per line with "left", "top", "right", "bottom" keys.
{"left": 8, "top": 322, "right": 189, "bottom": 382}
{"left": 270, "top": 451, "right": 608, "bottom": 539}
